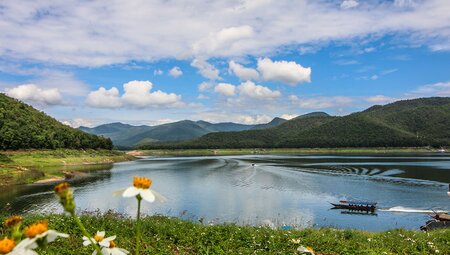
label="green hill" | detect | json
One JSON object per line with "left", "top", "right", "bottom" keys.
{"left": 140, "top": 97, "right": 450, "bottom": 149}
{"left": 0, "top": 94, "right": 112, "bottom": 150}
{"left": 81, "top": 119, "right": 280, "bottom": 148}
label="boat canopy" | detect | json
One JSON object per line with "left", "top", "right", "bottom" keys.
{"left": 340, "top": 200, "right": 377, "bottom": 206}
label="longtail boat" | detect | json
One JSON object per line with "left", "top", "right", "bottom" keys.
{"left": 330, "top": 200, "right": 377, "bottom": 212}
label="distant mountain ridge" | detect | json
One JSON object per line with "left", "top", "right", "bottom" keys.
{"left": 80, "top": 118, "right": 287, "bottom": 148}
{"left": 139, "top": 97, "right": 450, "bottom": 149}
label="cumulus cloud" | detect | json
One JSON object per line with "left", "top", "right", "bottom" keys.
{"left": 214, "top": 83, "right": 236, "bottom": 96}
{"left": 257, "top": 58, "right": 311, "bottom": 85}
{"left": 195, "top": 111, "right": 272, "bottom": 125}
{"left": 6, "top": 84, "right": 63, "bottom": 105}
{"left": 341, "top": 0, "right": 359, "bottom": 10}
{"left": 169, "top": 66, "right": 183, "bottom": 77}
{"left": 198, "top": 81, "right": 214, "bottom": 92}
{"left": 238, "top": 81, "right": 281, "bottom": 99}
{"left": 197, "top": 94, "right": 209, "bottom": 99}
{"left": 86, "top": 80, "right": 182, "bottom": 109}
{"left": 228, "top": 61, "right": 259, "bottom": 81}
{"left": 289, "top": 95, "right": 353, "bottom": 109}
{"left": 191, "top": 58, "right": 221, "bottom": 80}
{"left": 86, "top": 87, "right": 122, "bottom": 108}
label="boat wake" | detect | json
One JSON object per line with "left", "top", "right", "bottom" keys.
{"left": 380, "top": 206, "right": 447, "bottom": 214}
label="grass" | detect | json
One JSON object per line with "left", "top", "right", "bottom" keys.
{"left": 0, "top": 149, "right": 135, "bottom": 186}
{"left": 1, "top": 212, "right": 448, "bottom": 255}
{"left": 135, "top": 147, "right": 437, "bottom": 156}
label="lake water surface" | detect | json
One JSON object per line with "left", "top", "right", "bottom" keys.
{"left": 1, "top": 154, "right": 450, "bottom": 231}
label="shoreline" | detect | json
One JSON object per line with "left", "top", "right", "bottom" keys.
{"left": 134, "top": 147, "right": 442, "bottom": 156}
{"left": 0, "top": 149, "right": 136, "bottom": 186}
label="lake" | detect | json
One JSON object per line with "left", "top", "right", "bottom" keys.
{"left": 1, "top": 154, "right": 450, "bottom": 231}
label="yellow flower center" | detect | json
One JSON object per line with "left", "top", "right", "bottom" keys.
{"left": 54, "top": 182, "right": 70, "bottom": 193}
{"left": 109, "top": 240, "right": 116, "bottom": 248}
{"left": 133, "top": 177, "right": 151, "bottom": 189}
{"left": 24, "top": 221, "right": 48, "bottom": 238}
{"left": 94, "top": 235, "right": 104, "bottom": 242}
{"left": 0, "top": 238, "right": 15, "bottom": 254}
{"left": 4, "top": 215, "right": 23, "bottom": 228}
{"left": 307, "top": 246, "right": 314, "bottom": 252}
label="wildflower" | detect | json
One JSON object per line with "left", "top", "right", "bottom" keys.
{"left": 54, "top": 182, "right": 75, "bottom": 213}
{"left": 297, "top": 245, "right": 315, "bottom": 254}
{"left": 100, "top": 240, "right": 129, "bottom": 255}
{"left": 0, "top": 237, "right": 36, "bottom": 255}
{"left": 291, "top": 238, "right": 301, "bottom": 244}
{"left": 0, "top": 238, "right": 15, "bottom": 254}
{"left": 4, "top": 216, "right": 23, "bottom": 228}
{"left": 23, "top": 221, "right": 68, "bottom": 245}
{"left": 120, "top": 176, "right": 166, "bottom": 203}
{"left": 83, "top": 232, "right": 128, "bottom": 255}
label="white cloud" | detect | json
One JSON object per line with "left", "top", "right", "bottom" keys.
{"left": 198, "top": 81, "right": 214, "bottom": 92}
{"left": 290, "top": 95, "right": 354, "bottom": 109}
{"left": 341, "top": 0, "right": 359, "bottom": 10}
{"left": 257, "top": 58, "right": 311, "bottom": 85}
{"left": 409, "top": 81, "right": 450, "bottom": 97}
{"left": 365, "top": 95, "right": 397, "bottom": 104}
{"left": 280, "top": 114, "right": 297, "bottom": 120}
{"left": 228, "top": 61, "right": 259, "bottom": 81}
{"left": 197, "top": 94, "right": 209, "bottom": 99}
{"left": 238, "top": 81, "right": 281, "bottom": 99}
{"left": 191, "top": 58, "right": 221, "bottom": 80}
{"left": 195, "top": 111, "right": 272, "bottom": 125}
{"left": 122, "top": 80, "right": 181, "bottom": 108}
{"left": 86, "top": 87, "right": 122, "bottom": 108}
{"left": 154, "top": 69, "right": 163, "bottom": 75}
{"left": 214, "top": 83, "right": 236, "bottom": 96}
{"left": 0, "top": 1, "right": 448, "bottom": 67}
{"left": 86, "top": 80, "right": 182, "bottom": 109}
{"left": 193, "top": 26, "right": 255, "bottom": 56}
{"left": 63, "top": 118, "right": 95, "bottom": 128}
{"left": 6, "top": 84, "right": 63, "bottom": 105}
{"left": 169, "top": 66, "right": 183, "bottom": 77}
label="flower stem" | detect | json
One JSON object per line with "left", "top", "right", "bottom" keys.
{"left": 71, "top": 212, "right": 102, "bottom": 255}
{"left": 136, "top": 196, "right": 142, "bottom": 255}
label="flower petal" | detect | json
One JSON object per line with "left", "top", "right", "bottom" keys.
{"left": 97, "top": 231, "right": 106, "bottom": 238}
{"left": 122, "top": 187, "right": 140, "bottom": 197}
{"left": 152, "top": 190, "right": 167, "bottom": 203}
{"left": 140, "top": 189, "right": 155, "bottom": 202}
{"left": 99, "top": 235, "right": 116, "bottom": 247}
{"left": 46, "top": 230, "right": 69, "bottom": 243}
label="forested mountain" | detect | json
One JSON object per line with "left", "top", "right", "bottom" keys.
{"left": 80, "top": 119, "right": 283, "bottom": 148}
{"left": 0, "top": 94, "right": 112, "bottom": 150}
{"left": 251, "top": 117, "right": 287, "bottom": 130}
{"left": 140, "top": 97, "right": 450, "bottom": 149}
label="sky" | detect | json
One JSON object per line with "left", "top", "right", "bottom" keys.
{"left": 1, "top": 0, "right": 450, "bottom": 127}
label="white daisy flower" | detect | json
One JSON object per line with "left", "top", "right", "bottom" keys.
{"left": 2, "top": 238, "right": 38, "bottom": 255}
{"left": 116, "top": 176, "right": 166, "bottom": 203}
{"left": 100, "top": 246, "right": 130, "bottom": 255}
{"left": 83, "top": 231, "right": 116, "bottom": 248}
{"left": 297, "top": 245, "right": 315, "bottom": 254}
{"left": 21, "top": 221, "right": 68, "bottom": 250}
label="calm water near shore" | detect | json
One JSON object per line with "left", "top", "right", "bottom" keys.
{"left": 1, "top": 154, "right": 450, "bottom": 231}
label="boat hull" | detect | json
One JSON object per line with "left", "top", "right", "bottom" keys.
{"left": 331, "top": 203, "right": 376, "bottom": 212}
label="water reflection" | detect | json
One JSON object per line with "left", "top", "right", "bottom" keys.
{"left": 1, "top": 154, "right": 450, "bottom": 231}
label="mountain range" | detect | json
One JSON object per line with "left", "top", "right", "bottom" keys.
{"left": 139, "top": 97, "right": 450, "bottom": 149}
{"left": 79, "top": 117, "right": 289, "bottom": 148}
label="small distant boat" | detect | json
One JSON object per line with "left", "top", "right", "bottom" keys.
{"left": 431, "top": 213, "right": 450, "bottom": 222}
{"left": 330, "top": 200, "right": 377, "bottom": 212}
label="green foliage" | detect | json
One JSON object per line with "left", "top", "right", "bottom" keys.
{"left": 1, "top": 213, "right": 448, "bottom": 254}
{"left": 141, "top": 97, "right": 450, "bottom": 149}
{"left": 0, "top": 94, "right": 113, "bottom": 150}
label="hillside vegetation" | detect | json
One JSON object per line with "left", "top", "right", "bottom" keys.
{"left": 0, "top": 94, "right": 112, "bottom": 150}
{"left": 140, "top": 97, "right": 450, "bottom": 149}
{"left": 80, "top": 118, "right": 287, "bottom": 148}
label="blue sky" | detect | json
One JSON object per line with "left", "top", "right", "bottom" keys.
{"left": 1, "top": 0, "right": 450, "bottom": 127}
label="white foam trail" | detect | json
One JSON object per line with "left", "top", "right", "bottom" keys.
{"left": 380, "top": 206, "right": 447, "bottom": 214}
